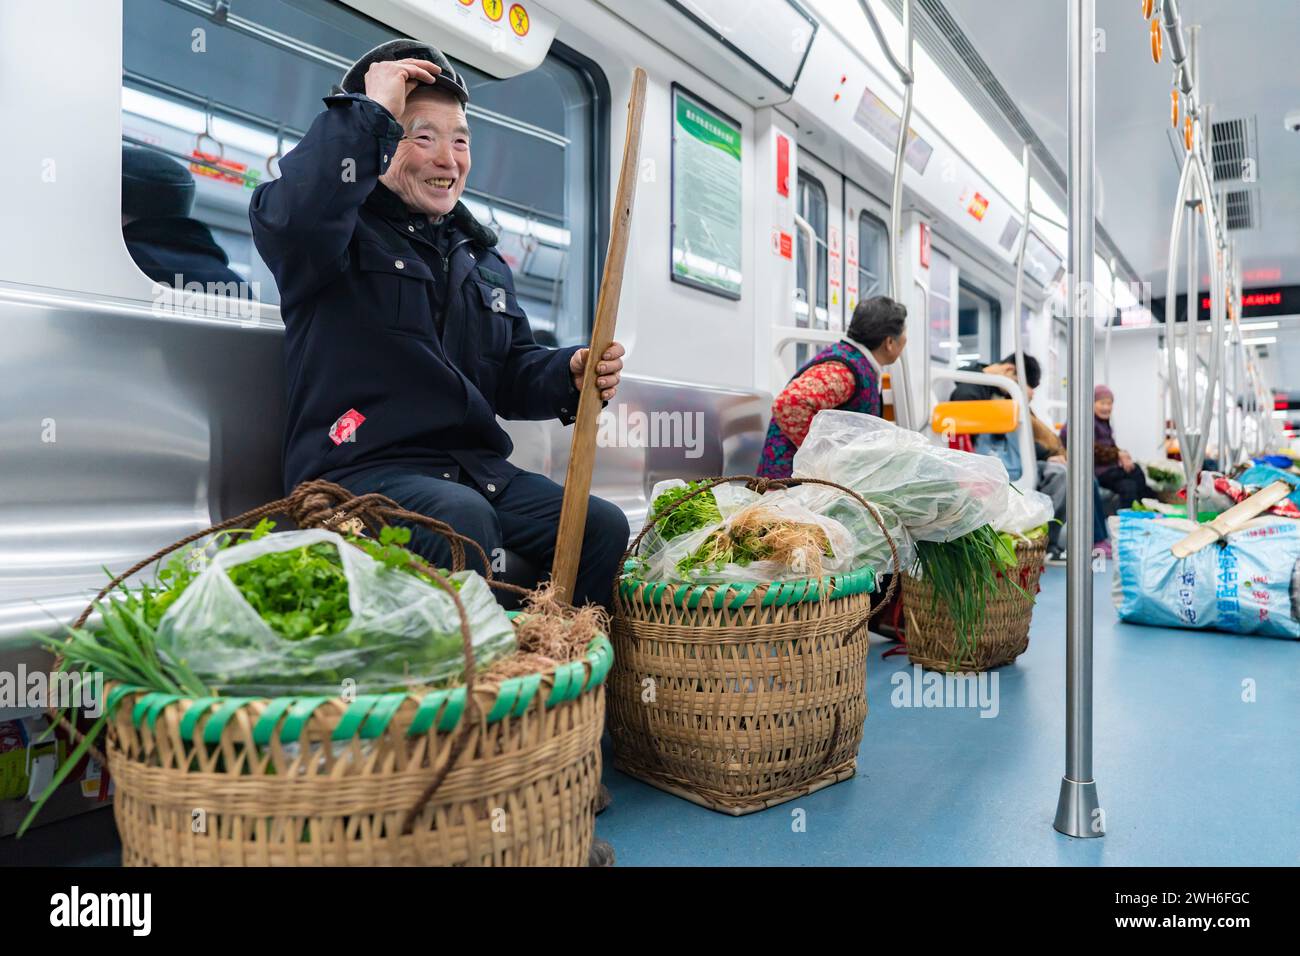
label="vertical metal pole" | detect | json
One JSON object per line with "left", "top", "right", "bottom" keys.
{"left": 892, "top": 0, "right": 921, "bottom": 430}
{"left": 865, "top": 0, "right": 918, "bottom": 430}
{"left": 1054, "top": 0, "right": 1102, "bottom": 839}
{"left": 1217, "top": 197, "right": 1228, "bottom": 472}
{"left": 1185, "top": 25, "right": 1202, "bottom": 513}
{"left": 1104, "top": 256, "right": 1116, "bottom": 386}
{"left": 1013, "top": 143, "right": 1031, "bottom": 445}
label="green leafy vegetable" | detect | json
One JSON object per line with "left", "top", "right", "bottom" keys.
{"left": 649, "top": 482, "right": 722, "bottom": 539}
{"left": 227, "top": 542, "right": 352, "bottom": 641}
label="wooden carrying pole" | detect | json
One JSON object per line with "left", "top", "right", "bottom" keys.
{"left": 550, "top": 67, "right": 647, "bottom": 602}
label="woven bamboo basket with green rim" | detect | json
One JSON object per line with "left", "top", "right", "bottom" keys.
{"left": 58, "top": 480, "right": 610, "bottom": 866}
{"left": 609, "top": 475, "right": 898, "bottom": 815}
{"left": 902, "top": 535, "right": 1047, "bottom": 673}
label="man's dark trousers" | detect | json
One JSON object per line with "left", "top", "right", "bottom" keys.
{"left": 339, "top": 464, "right": 629, "bottom": 611}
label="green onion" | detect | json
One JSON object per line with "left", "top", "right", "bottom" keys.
{"left": 912, "top": 524, "right": 1032, "bottom": 666}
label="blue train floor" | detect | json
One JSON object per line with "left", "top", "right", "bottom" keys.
{"left": 595, "top": 566, "right": 1300, "bottom": 866}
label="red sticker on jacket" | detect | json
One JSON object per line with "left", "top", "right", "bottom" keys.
{"left": 328, "top": 409, "right": 366, "bottom": 445}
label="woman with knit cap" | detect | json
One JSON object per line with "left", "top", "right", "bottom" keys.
{"left": 1060, "top": 384, "right": 1157, "bottom": 508}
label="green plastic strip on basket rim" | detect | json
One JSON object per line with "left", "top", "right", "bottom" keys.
{"left": 617, "top": 562, "right": 876, "bottom": 609}
{"left": 112, "top": 633, "right": 613, "bottom": 744}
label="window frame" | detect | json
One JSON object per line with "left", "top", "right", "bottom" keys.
{"left": 856, "top": 208, "right": 889, "bottom": 304}
{"left": 795, "top": 169, "right": 829, "bottom": 329}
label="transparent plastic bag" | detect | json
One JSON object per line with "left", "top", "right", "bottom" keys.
{"left": 640, "top": 487, "right": 857, "bottom": 584}
{"left": 996, "top": 489, "right": 1055, "bottom": 536}
{"left": 793, "top": 410, "right": 1011, "bottom": 542}
{"left": 788, "top": 482, "right": 914, "bottom": 573}
{"left": 156, "top": 529, "right": 516, "bottom": 696}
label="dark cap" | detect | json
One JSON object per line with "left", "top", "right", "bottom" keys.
{"left": 339, "top": 39, "right": 469, "bottom": 105}
{"left": 122, "top": 145, "right": 196, "bottom": 220}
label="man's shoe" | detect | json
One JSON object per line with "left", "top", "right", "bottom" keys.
{"left": 588, "top": 836, "right": 615, "bottom": 867}
{"left": 595, "top": 784, "right": 612, "bottom": 815}
{"left": 1045, "top": 546, "right": 1068, "bottom": 566}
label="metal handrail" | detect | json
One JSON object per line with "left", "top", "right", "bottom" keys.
{"left": 1011, "top": 142, "right": 1037, "bottom": 494}
{"left": 857, "top": 0, "right": 917, "bottom": 433}
{"left": 928, "top": 369, "right": 1037, "bottom": 493}
{"left": 1163, "top": 140, "right": 1224, "bottom": 514}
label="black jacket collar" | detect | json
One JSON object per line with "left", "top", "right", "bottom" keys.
{"left": 364, "top": 184, "right": 497, "bottom": 248}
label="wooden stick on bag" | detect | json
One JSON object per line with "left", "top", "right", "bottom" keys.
{"left": 1171, "top": 479, "right": 1292, "bottom": 557}
{"left": 550, "top": 67, "right": 648, "bottom": 602}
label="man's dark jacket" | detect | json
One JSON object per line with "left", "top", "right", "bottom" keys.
{"left": 249, "top": 93, "right": 580, "bottom": 496}
{"left": 124, "top": 217, "right": 246, "bottom": 290}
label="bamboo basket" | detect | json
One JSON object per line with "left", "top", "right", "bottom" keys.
{"left": 901, "top": 535, "right": 1047, "bottom": 672}
{"left": 609, "top": 476, "right": 896, "bottom": 815}
{"left": 61, "top": 480, "right": 610, "bottom": 866}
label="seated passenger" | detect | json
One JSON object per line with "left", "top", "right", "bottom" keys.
{"left": 948, "top": 354, "right": 1069, "bottom": 555}
{"left": 248, "top": 40, "right": 627, "bottom": 610}
{"left": 121, "top": 146, "right": 248, "bottom": 294}
{"left": 1061, "top": 385, "right": 1157, "bottom": 510}
{"left": 757, "top": 295, "right": 908, "bottom": 478}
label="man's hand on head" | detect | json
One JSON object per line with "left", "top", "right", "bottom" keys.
{"left": 571, "top": 341, "right": 625, "bottom": 402}
{"left": 363, "top": 58, "right": 441, "bottom": 119}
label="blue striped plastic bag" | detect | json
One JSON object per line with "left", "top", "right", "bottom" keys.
{"left": 1111, "top": 511, "right": 1300, "bottom": 638}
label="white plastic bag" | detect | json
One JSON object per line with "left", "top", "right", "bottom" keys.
{"left": 156, "top": 529, "right": 516, "bottom": 696}
{"left": 793, "top": 410, "right": 1011, "bottom": 542}
{"left": 640, "top": 486, "right": 857, "bottom": 584}
{"left": 996, "top": 489, "right": 1055, "bottom": 536}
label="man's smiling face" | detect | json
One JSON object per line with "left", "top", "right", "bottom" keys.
{"left": 380, "top": 88, "right": 470, "bottom": 217}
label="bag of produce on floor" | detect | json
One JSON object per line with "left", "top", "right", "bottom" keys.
{"left": 793, "top": 410, "right": 1011, "bottom": 542}
{"left": 635, "top": 479, "right": 857, "bottom": 584}
{"left": 156, "top": 527, "right": 517, "bottom": 695}
{"left": 1110, "top": 512, "right": 1300, "bottom": 639}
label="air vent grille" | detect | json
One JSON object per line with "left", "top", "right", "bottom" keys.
{"left": 1223, "top": 189, "right": 1257, "bottom": 231}
{"left": 1210, "top": 116, "right": 1258, "bottom": 183}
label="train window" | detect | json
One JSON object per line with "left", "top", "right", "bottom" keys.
{"left": 120, "top": 0, "right": 602, "bottom": 345}
{"left": 794, "top": 171, "right": 829, "bottom": 365}
{"left": 957, "top": 283, "right": 1000, "bottom": 363}
{"left": 856, "top": 211, "right": 889, "bottom": 301}
{"left": 928, "top": 249, "right": 955, "bottom": 363}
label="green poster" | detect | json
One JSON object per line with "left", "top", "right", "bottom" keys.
{"left": 672, "top": 88, "right": 742, "bottom": 299}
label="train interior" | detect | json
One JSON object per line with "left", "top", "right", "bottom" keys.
{"left": 1, "top": 0, "right": 1297, "bottom": 868}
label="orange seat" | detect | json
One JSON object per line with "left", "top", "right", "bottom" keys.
{"left": 881, "top": 372, "right": 895, "bottom": 422}
{"left": 931, "top": 399, "right": 1019, "bottom": 436}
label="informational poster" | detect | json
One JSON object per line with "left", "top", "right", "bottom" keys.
{"left": 671, "top": 86, "right": 743, "bottom": 299}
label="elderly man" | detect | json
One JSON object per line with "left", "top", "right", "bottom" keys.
{"left": 249, "top": 41, "right": 628, "bottom": 610}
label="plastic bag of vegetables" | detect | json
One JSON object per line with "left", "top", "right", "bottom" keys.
{"left": 995, "top": 488, "right": 1055, "bottom": 536}
{"left": 787, "top": 481, "right": 914, "bottom": 573}
{"left": 637, "top": 480, "right": 856, "bottom": 584}
{"left": 793, "top": 410, "right": 1011, "bottom": 542}
{"left": 156, "top": 528, "right": 516, "bottom": 696}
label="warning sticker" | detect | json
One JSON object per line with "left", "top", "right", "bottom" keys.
{"left": 483, "top": 0, "right": 503, "bottom": 21}
{"left": 509, "top": 3, "right": 530, "bottom": 35}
